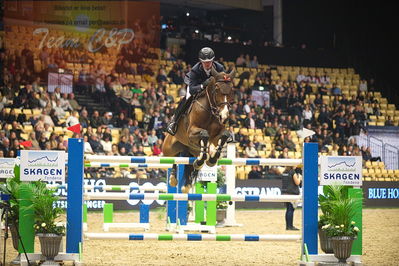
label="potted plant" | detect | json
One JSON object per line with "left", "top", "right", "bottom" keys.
{"left": 318, "top": 185, "right": 348, "bottom": 254}
{"left": 320, "top": 185, "right": 361, "bottom": 263}
{"left": 29, "top": 181, "right": 65, "bottom": 265}
{"left": 0, "top": 166, "right": 23, "bottom": 264}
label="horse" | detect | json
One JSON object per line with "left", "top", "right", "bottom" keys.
{"left": 162, "top": 67, "right": 236, "bottom": 193}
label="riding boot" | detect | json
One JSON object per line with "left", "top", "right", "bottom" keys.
{"left": 166, "top": 98, "right": 187, "bottom": 135}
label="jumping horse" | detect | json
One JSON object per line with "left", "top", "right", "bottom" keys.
{"left": 162, "top": 67, "right": 236, "bottom": 193}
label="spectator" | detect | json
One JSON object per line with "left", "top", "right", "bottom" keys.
{"left": 65, "top": 110, "right": 80, "bottom": 127}
{"left": 79, "top": 109, "right": 90, "bottom": 128}
{"left": 68, "top": 93, "right": 81, "bottom": 111}
{"left": 248, "top": 166, "right": 262, "bottom": 179}
{"left": 235, "top": 54, "right": 245, "bottom": 66}
{"left": 385, "top": 116, "right": 394, "bottom": 126}
{"left": 248, "top": 56, "right": 259, "bottom": 68}
{"left": 100, "top": 134, "right": 113, "bottom": 155}
{"left": 331, "top": 83, "right": 342, "bottom": 96}
{"left": 244, "top": 141, "right": 257, "bottom": 158}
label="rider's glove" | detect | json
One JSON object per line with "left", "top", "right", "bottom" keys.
{"left": 202, "top": 77, "right": 213, "bottom": 89}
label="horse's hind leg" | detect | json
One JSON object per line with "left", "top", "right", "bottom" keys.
{"left": 206, "top": 130, "right": 231, "bottom": 167}
{"left": 162, "top": 135, "right": 184, "bottom": 187}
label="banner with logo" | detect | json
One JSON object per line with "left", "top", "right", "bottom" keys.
{"left": 20, "top": 150, "right": 66, "bottom": 182}
{"left": 197, "top": 165, "right": 217, "bottom": 182}
{"left": 0, "top": 158, "right": 16, "bottom": 179}
{"left": 320, "top": 156, "right": 363, "bottom": 186}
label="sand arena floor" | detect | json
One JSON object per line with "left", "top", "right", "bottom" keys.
{"left": 3, "top": 208, "right": 399, "bottom": 265}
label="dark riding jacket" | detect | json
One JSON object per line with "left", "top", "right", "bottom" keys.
{"left": 185, "top": 61, "right": 225, "bottom": 96}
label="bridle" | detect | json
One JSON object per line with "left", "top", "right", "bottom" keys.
{"left": 204, "top": 75, "right": 234, "bottom": 123}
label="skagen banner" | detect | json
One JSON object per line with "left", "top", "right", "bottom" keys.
{"left": 320, "top": 156, "right": 363, "bottom": 186}
{"left": 0, "top": 158, "right": 16, "bottom": 178}
{"left": 20, "top": 150, "right": 66, "bottom": 182}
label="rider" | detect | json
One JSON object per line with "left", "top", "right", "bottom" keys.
{"left": 166, "top": 47, "right": 225, "bottom": 135}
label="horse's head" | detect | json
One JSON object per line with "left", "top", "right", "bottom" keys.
{"left": 207, "top": 67, "right": 236, "bottom": 123}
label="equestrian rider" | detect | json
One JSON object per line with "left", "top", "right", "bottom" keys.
{"left": 166, "top": 47, "right": 225, "bottom": 135}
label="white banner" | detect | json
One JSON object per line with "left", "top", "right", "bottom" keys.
{"left": 197, "top": 165, "right": 217, "bottom": 182}
{"left": 20, "top": 150, "right": 66, "bottom": 182}
{"left": 320, "top": 156, "right": 362, "bottom": 186}
{"left": 0, "top": 158, "right": 16, "bottom": 178}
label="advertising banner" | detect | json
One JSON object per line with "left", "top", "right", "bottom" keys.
{"left": 20, "top": 150, "right": 66, "bottom": 181}
{"left": 0, "top": 158, "right": 16, "bottom": 179}
{"left": 320, "top": 156, "right": 363, "bottom": 186}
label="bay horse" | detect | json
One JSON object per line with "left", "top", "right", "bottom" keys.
{"left": 162, "top": 67, "right": 236, "bottom": 193}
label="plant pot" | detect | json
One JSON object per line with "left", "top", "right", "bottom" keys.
{"left": 37, "top": 233, "right": 62, "bottom": 265}
{"left": 318, "top": 229, "right": 334, "bottom": 254}
{"left": 331, "top": 236, "right": 355, "bottom": 263}
{"left": 9, "top": 224, "right": 19, "bottom": 250}
{"left": 216, "top": 209, "right": 227, "bottom": 222}
{"left": 9, "top": 224, "right": 21, "bottom": 265}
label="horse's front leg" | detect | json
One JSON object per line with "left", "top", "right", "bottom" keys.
{"left": 169, "top": 164, "right": 178, "bottom": 187}
{"left": 206, "top": 130, "right": 231, "bottom": 167}
{"left": 193, "top": 130, "right": 209, "bottom": 170}
{"left": 183, "top": 128, "right": 209, "bottom": 193}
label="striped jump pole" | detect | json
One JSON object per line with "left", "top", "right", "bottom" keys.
{"left": 84, "top": 163, "right": 173, "bottom": 168}
{"left": 84, "top": 233, "right": 301, "bottom": 241}
{"left": 48, "top": 184, "right": 167, "bottom": 192}
{"left": 84, "top": 193, "right": 301, "bottom": 202}
{"left": 85, "top": 155, "right": 302, "bottom": 166}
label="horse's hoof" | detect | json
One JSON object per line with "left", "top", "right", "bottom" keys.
{"left": 193, "top": 160, "right": 204, "bottom": 170}
{"left": 169, "top": 176, "right": 178, "bottom": 187}
{"left": 206, "top": 159, "right": 216, "bottom": 167}
{"left": 181, "top": 185, "right": 191, "bottom": 194}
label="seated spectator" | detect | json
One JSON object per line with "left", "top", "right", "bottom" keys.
{"left": 79, "top": 109, "right": 90, "bottom": 128}
{"left": 65, "top": 110, "right": 80, "bottom": 127}
{"left": 302, "top": 105, "right": 313, "bottom": 126}
{"left": 68, "top": 93, "right": 81, "bottom": 111}
{"left": 248, "top": 166, "right": 262, "bottom": 179}
{"left": 100, "top": 134, "right": 113, "bottom": 155}
{"left": 385, "top": 116, "right": 394, "bottom": 126}
{"left": 83, "top": 135, "right": 94, "bottom": 154}
{"left": 331, "top": 83, "right": 342, "bottom": 96}
{"left": 248, "top": 56, "right": 258, "bottom": 68}
{"left": 90, "top": 110, "right": 102, "bottom": 128}
{"left": 265, "top": 122, "right": 276, "bottom": 137}
{"left": 359, "top": 80, "right": 368, "bottom": 92}
{"left": 152, "top": 142, "right": 162, "bottom": 156}
{"left": 275, "top": 135, "right": 285, "bottom": 151}
{"left": 89, "top": 134, "right": 104, "bottom": 154}
{"left": 244, "top": 141, "right": 257, "bottom": 158}
{"left": 284, "top": 134, "right": 296, "bottom": 151}
{"left": 114, "top": 112, "right": 128, "bottom": 128}
{"left": 318, "top": 84, "right": 329, "bottom": 95}
{"left": 235, "top": 54, "right": 245, "bottom": 66}
{"left": 278, "top": 147, "right": 289, "bottom": 159}
{"left": 54, "top": 99, "right": 66, "bottom": 119}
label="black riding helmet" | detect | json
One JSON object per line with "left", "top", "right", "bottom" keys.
{"left": 199, "top": 47, "right": 215, "bottom": 62}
